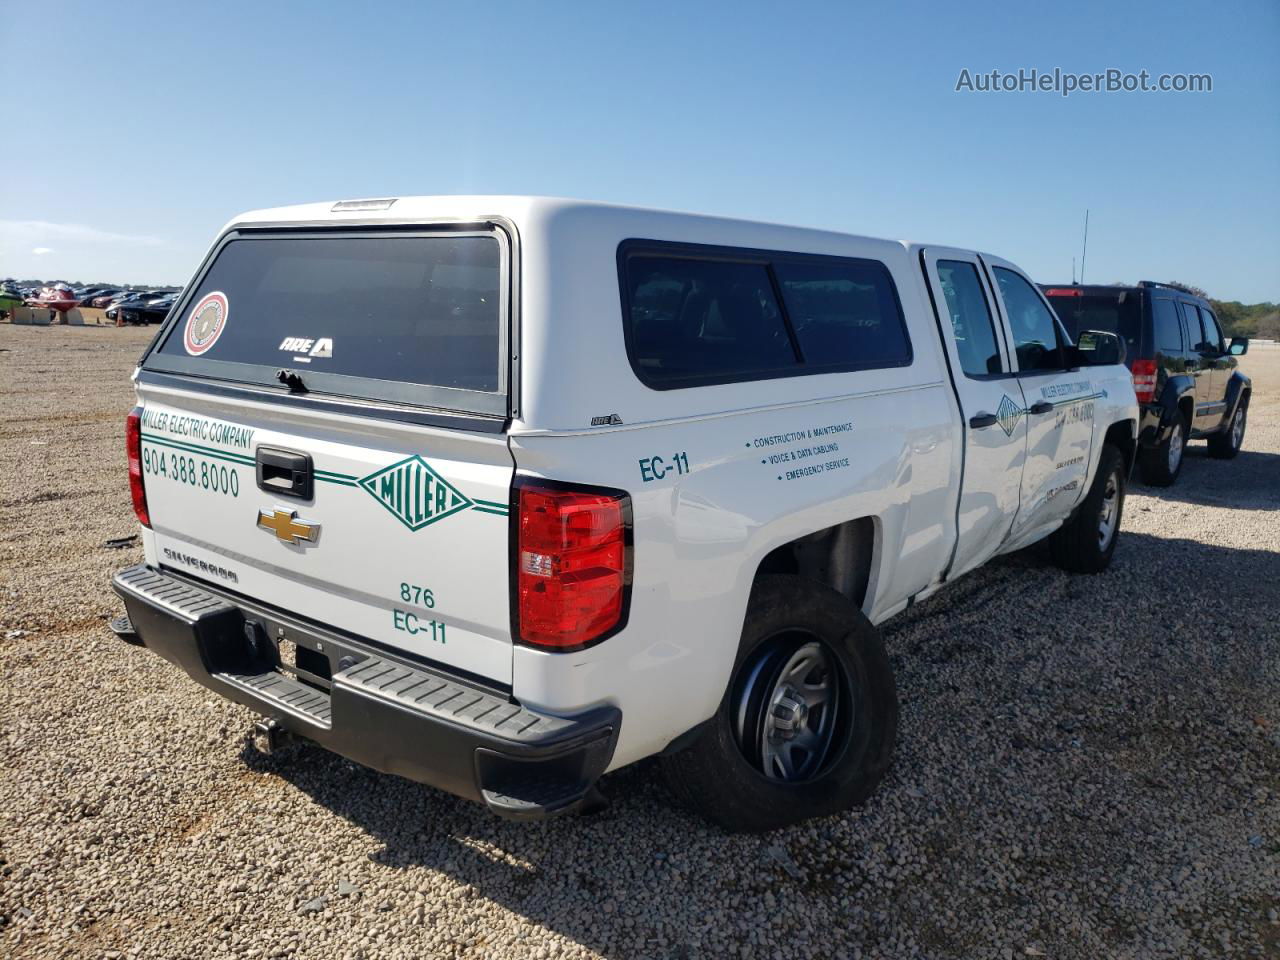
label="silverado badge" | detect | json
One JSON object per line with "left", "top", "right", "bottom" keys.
{"left": 257, "top": 507, "right": 320, "bottom": 545}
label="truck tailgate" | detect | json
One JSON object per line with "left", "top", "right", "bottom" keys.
{"left": 136, "top": 389, "right": 514, "bottom": 684}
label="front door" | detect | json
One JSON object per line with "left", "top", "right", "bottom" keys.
{"left": 1198, "top": 306, "right": 1233, "bottom": 426}
{"left": 983, "top": 256, "right": 1096, "bottom": 542}
{"left": 1179, "top": 301, "right": 1218, "bottom": 431}
{"left": 920, "top": 248, "right": 1027, "bottom": 579}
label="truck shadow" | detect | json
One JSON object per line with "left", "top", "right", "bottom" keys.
{"left": 240, "top": 743, "right": 751, "bottom": 956}
{"left": 1128, "top": 446, "right": 1280, "bottom": 511}
{"left": 991, "top": 528, "right": 1280, "bottom": 606}
{"left": 241, "top": 527, "right": 1280, "bottom": 959}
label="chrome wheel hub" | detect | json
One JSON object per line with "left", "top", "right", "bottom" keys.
{"left": 1232, "top": 408, "right": 1245, "bottom": 448}
{"left": 771, "top": 688, "right": 809, "bottom": 736}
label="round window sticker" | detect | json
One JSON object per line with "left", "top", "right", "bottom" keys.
{"left": 183, "top": 291, "right": 229, "bottom": 355}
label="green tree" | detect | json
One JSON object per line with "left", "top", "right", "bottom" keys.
{"left": 1165, "top": 280, "right": 1209, "bottom": 299}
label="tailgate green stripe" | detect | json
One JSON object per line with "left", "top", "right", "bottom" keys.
{"left": 141, "top": 433, "right": 254, "bottom": 465}
{"left": 142, "top": 435, "right": 501, "bottom": 508}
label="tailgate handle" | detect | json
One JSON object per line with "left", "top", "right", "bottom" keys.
{"left": 256, "top": 447, "right": 314, "bottom": 501}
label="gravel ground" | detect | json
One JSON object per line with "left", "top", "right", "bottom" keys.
{"left": 1, "top": 323, "right": 1277, "bottom": 960}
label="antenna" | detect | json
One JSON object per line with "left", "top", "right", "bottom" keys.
{"left": 1079, "top": 209, "right": 1090, "bottom": 284}
{"left": 1072, "top": 256, "right": 1076, "bottom": 284}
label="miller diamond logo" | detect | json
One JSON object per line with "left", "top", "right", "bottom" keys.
{"left": 359, "top": 456, "right": 473, "bottom": 531}
{"left": 996, "top": 394, "right": 1023, "bottom": 437}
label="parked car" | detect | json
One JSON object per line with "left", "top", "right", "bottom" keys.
{"left": 105, "top": 292, "right": 147, "bottom": 321}
{"left": 88, "top": 287, "right": 128, "bottom": 305}
{"left": 109, "top": 292, "right": 174, "bottom": 325}
{"left": 111, "top": 197, "right": 1137, "bottom": 832}
{"left": 1043, "top": 282, "right": 1250, "bottom": 485}
{"left": 88, "top": 290, "right": 126, "bottom": 308}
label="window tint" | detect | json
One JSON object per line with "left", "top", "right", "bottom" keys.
{"left": 156, "top": 234, "right": 502, "bottom": 394}
{"left": 937, "top": 260, "right": 1002, "bottom": 376}
{"left": 1180, "top": 302, "right": 1208, "bottom": 352}
{"left": 1152, "top": 298, "right": 1183, "bottom": 355}
{"left": 1043, "top": 289, "right": 1141, "bottom": 359}
{"left": 621, "top": 246, "right": 912, "bottom": 388}
{"left": 993, "top": 267, "right": 1063, "bottom": 371}
{"left": 772, "top": 259, "right": 910, "bottom": 370}
{"left": 624, "top": 256, "right": 797, "bottom": 386}
{"left": 1201, "top": 309, "right": 1224, "bottom": 353}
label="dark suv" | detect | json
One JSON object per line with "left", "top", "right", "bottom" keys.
{"left": 1042, "top": 282, "right": 1250, "bottom": 486}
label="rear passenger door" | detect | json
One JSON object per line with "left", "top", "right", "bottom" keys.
{"left": 920, "top": 248, "right": 1026, "bottom": 578}
{"left": 1152, "top": 296, "right": 1188, "bottom": 380}
{"left": 984, "top": 258, "right": 1096, "bottom": 541}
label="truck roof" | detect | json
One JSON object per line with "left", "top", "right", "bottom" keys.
{"left": 223, "top": 195, "right": 913, "bottom": 253}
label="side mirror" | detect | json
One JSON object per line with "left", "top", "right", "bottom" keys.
{"left": 1074, "top": 329, "right": 1125, "bottom": 366}
{"left": 1229, "top": 337, "right": 1249, "bottom": 356}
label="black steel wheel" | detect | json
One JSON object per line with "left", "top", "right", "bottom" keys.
{"left": 660, "top": 576, "right": 897, "bottom": 832}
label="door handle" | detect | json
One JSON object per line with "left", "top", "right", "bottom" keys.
{"left": 1028, "top": 401, "right": 1054, "bottom": 415}
{"left": 256, "top": 447, "right": 314, "bottom": 500}
{"left": 969, "top": 412, "right": 998, "bottom": 428}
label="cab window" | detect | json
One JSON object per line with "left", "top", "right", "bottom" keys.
{"left": 1201, "top": 309, "right": 1224, "bottom": 353}
{"left": 1180, "top": 302, "right": 1209, "bottom": 352}
{"left": 993, "top": 267, "right": 1064, "bottom": 372}
{"left": 937, "top": 260, "right": 1003, "bottom": 376}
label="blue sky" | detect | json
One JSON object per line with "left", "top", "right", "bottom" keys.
{"left": 2, "top": 0, "right": 1276, "bottom": 301}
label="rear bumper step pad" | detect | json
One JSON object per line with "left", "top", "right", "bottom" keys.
{"left": 112, "top": 564, "right": 619, "bottom": 819}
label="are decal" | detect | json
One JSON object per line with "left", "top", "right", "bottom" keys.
{"left": 183, "top": 291, "right": 229, "bottom": 355}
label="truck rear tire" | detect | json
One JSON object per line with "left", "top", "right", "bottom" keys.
{"left": 1138, "top": 414, "right": 1187, "bottom": 486}
{"left": 1050, "top": 444, "right": 1125, "bottom": 574}
{"left": 1208, "top": 398, "right": 1247, "bottom": 459}
{"left": 660, "top": 575, "right": 897, "bottom": 832}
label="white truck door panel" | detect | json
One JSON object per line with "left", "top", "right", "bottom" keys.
{"left": 920, "top": 248, "right": 1027, "bottom": 579}
{"left": 983, "top": 257, "right": 1096, "bottom": 541}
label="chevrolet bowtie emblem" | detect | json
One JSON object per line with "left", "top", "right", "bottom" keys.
{"left": 256, "top": 508, "right": 320, "bottom": 545}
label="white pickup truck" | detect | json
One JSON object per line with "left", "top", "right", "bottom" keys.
{"left": 113, "top": 197, "right": 1137, "bottom": 831}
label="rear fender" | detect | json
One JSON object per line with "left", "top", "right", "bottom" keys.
{"left": 1156, "top": 377, "right": 1196, "bottom": 436}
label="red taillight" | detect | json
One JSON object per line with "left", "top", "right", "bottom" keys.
{"left": 515, "top": 481, "right": 631, "bottom": 650}
{"left": 1044, "top": 288, "right": 1083, "bottom": 297}
{"left": 126, "top": 407, "right": 151, "bottom": 528}
{"left": 1131, "top": 357, "right": 1157, "bottom": 404}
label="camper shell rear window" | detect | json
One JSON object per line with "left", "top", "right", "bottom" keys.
{"left": 144, "top": 227, "right": 509, "bottom": 416}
